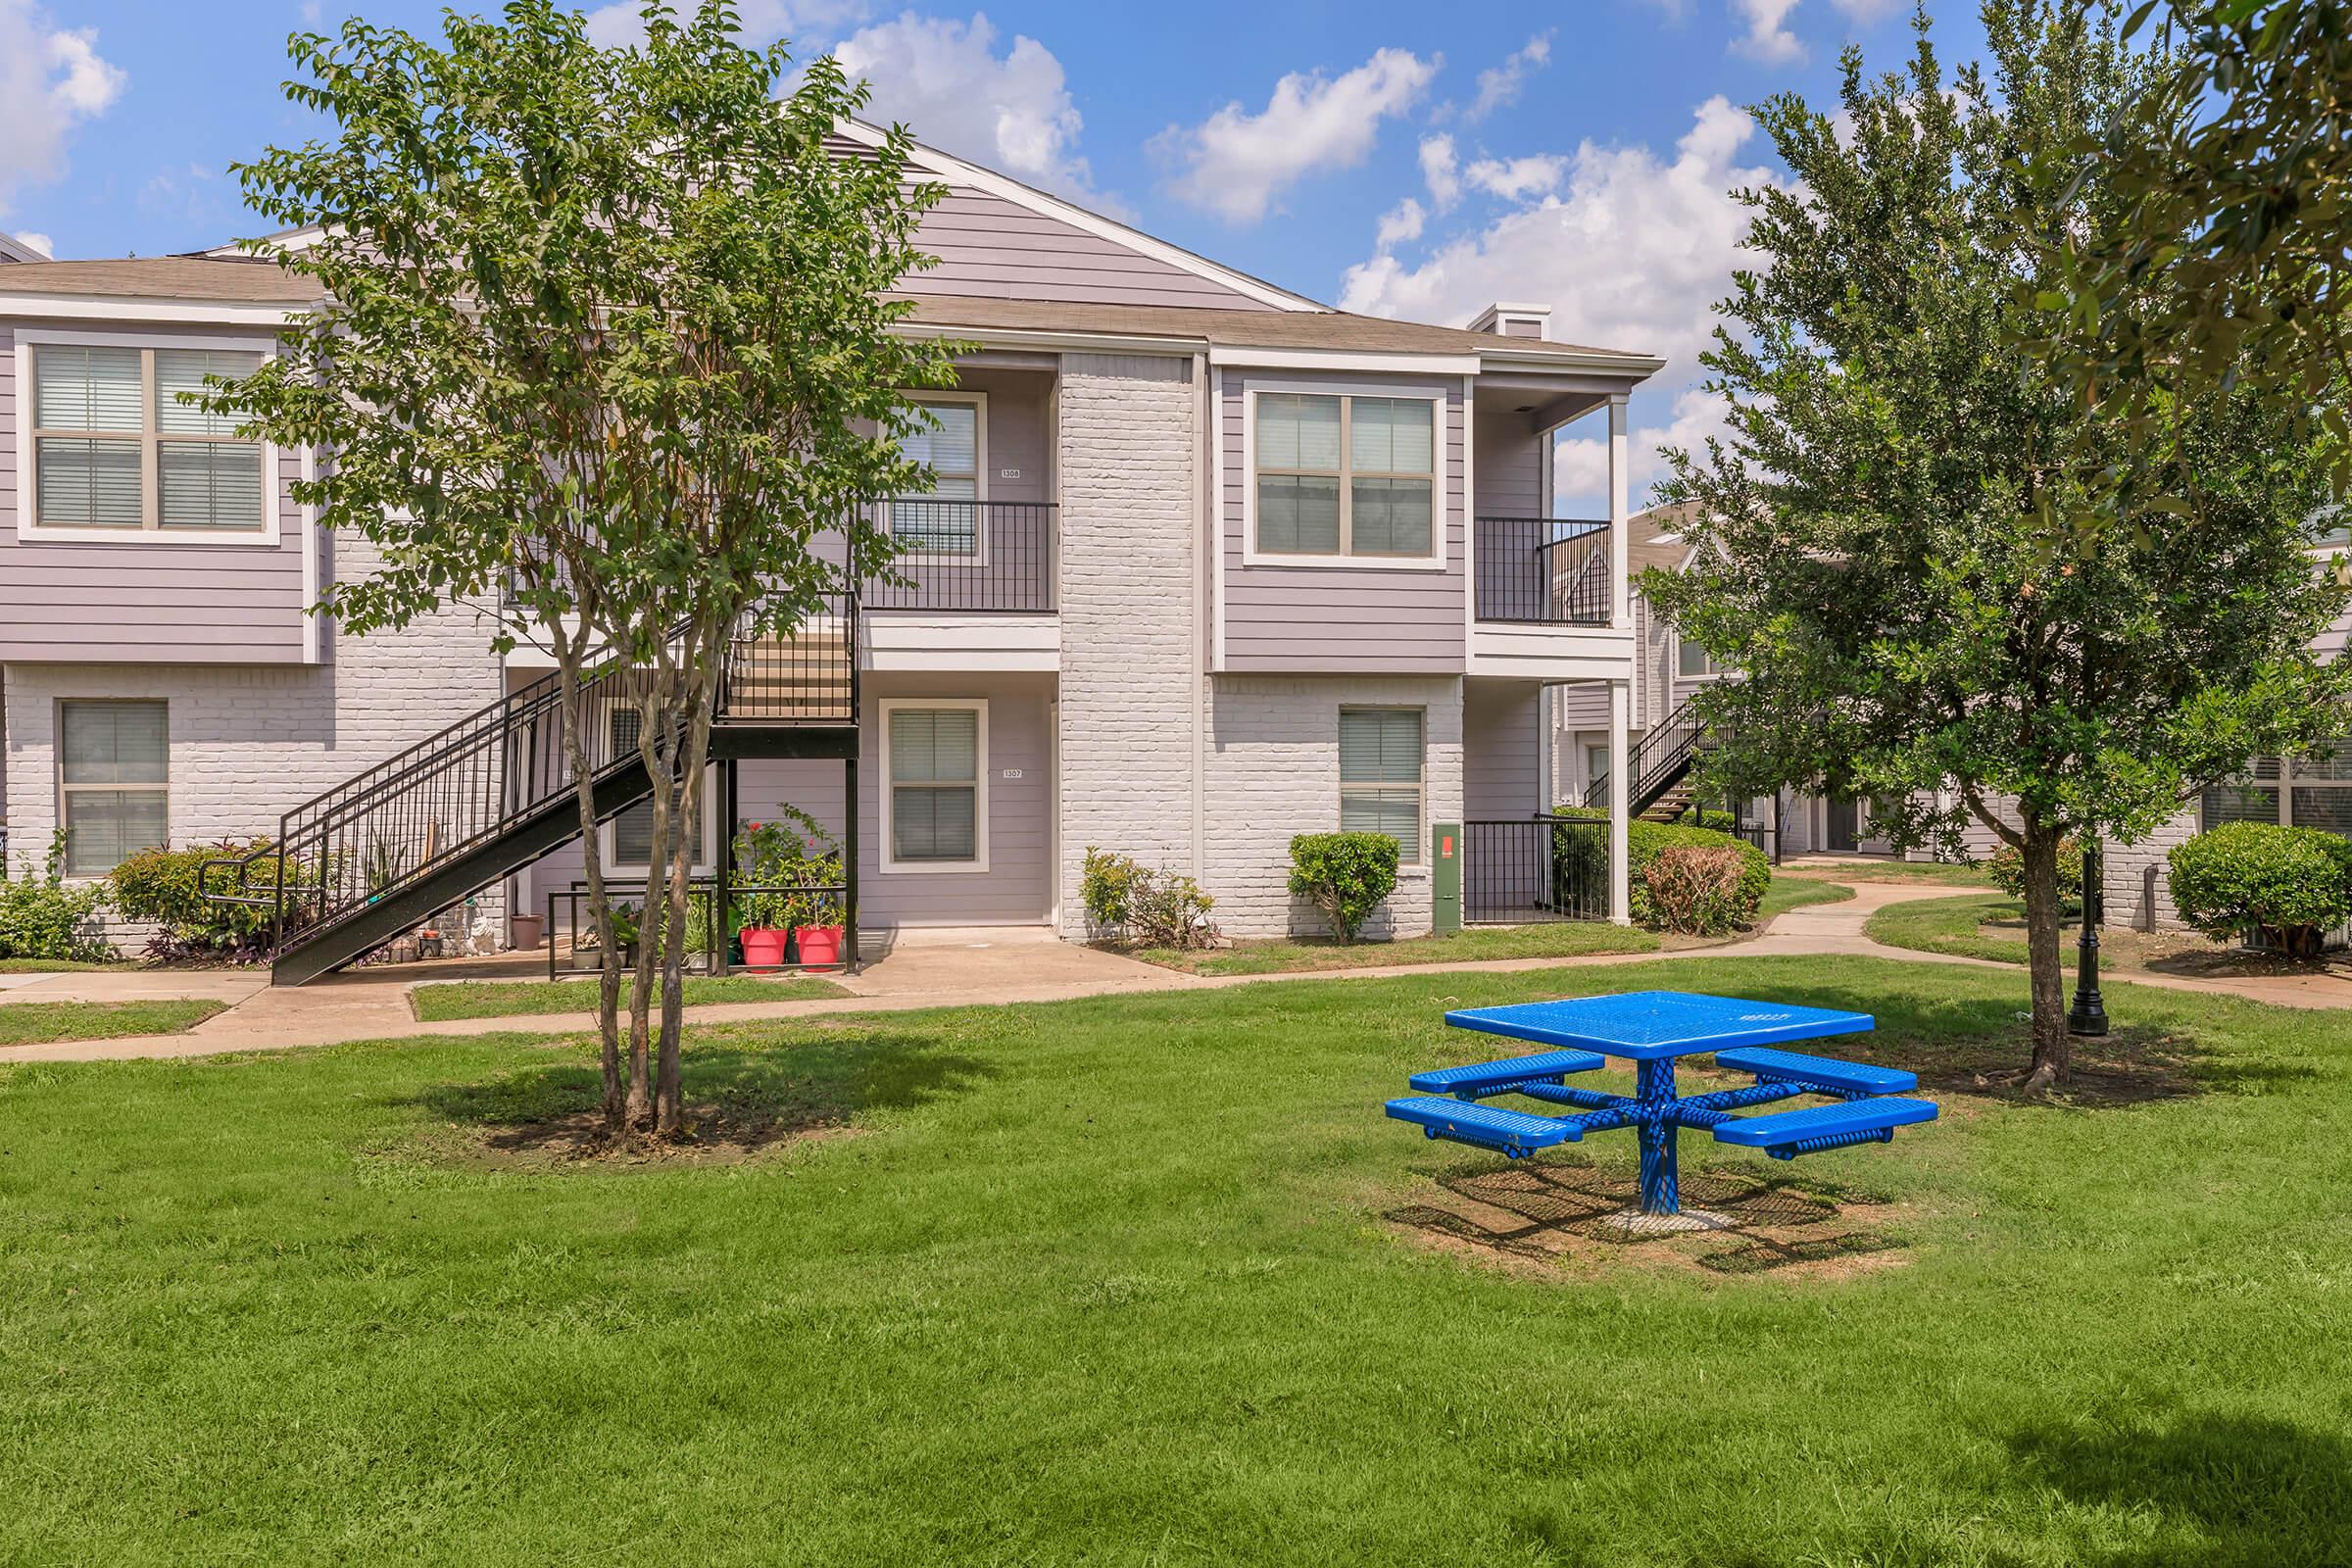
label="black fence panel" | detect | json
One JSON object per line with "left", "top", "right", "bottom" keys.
{"left": 1463, "top": 815, "right": 1612, "bottom": 924}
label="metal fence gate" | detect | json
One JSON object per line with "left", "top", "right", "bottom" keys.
{"left": 1462, "top": 815, "right": 1611, "bottom": 924}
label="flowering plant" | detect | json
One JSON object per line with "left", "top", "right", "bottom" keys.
{"left": 732, "top": 805, "right": 843, "bottom": 929}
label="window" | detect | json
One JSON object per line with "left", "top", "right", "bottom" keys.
{"left": 1339, "top": 707, "right": 1424, "bottom": 864}
{"left": 59, "top": 701, "right": 168, "bottom": 876}
{"left": 884, "top": 702, "right": 987, "bottom": 871}
{"left": 607, "top": 708, "right": 656, "bottom": 866}
{"left": 1679, "top": 638, "right": 1726, "bottom": 678}
{"left": 1253, "top": 391, "right": 1436, "bottom": 560}
{"left": 1585, "top": 743, "right": 1610, "bottom": 789}
{"left": 28, "top": 343, "right": 267, "bottom": 534}
{"left": 891, "top": 397, "right": 984, "bottom": 557}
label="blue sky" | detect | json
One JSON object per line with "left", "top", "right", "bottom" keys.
{"left": 1, "top": 0, "right": 1991, "bottom": 510}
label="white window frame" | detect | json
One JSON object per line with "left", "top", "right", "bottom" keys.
{"left": 596, "top": 697, "right": 716, "bottom": 878}
{"left": 889, "top": 391, "right": 989, "bottom": 565}
{"left": 13, "top": 327, "right": 283, "bottom": 547}
{"left": 1676, "top": 634, "right": 1729, "bottom": 680}
{"left": 56, "top": 698, "right": 170, "bottom": 880}
{"left": 1338, "top": 705, "right": 1426, "bottom": 866}
{"left": 1241, "top": 378, "right": 1448, "bottom": 570}
{"left": 879, "top": 697, "right": 990, "bottom": 874}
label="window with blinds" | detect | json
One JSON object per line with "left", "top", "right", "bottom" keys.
{"left": 59, "top": 701, "right": 168, "bottom": 876}
{"left": 888, "top": 705, "right": 982, "bottom": 865}
{"left": 2199, "top": 743, "right": 2352, "bottom": 839}
{"left": 892, "top": 399, "right": 982, "bottom": 555}
{"left": 1255, "top": 392, "right": 1436, "bottom": 559}
{"left": 29, "top": 344, "right": 267, "bottom": 533}
{"left": 1339, "top": 707, "right": 1424, "bottom": 863}
{"left": 607, "top": 708, "right": 656, "bottom": 865}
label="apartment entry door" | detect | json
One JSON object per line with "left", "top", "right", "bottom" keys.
{"left": 1826, "top": 798, "right": 1863, "bottom": 854}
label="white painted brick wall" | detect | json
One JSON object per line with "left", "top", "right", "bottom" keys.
{"left": 1054, "top": 352, "right": 1202, "bottom": 936}
{"left": 2, "top": 570, "right": 508, "bottom": 950}
{"left": 1204, "top": 673, "right": 1464, "bottom": 940}
{"left": 2108, "top": 804, "right": 2198, "bottom": 931}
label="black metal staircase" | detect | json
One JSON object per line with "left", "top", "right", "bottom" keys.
{"left": 210, "top": 592, "right": 860, "bottom": 985}
{"left": 1586, "top": 694, "right": 1713, "bottom": 822}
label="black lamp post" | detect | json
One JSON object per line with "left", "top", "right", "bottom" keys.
{"left": 2068, "top": 829, "right": 2109, "bottom": 1037}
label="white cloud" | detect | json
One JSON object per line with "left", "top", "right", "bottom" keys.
{"left": 15, "top": 230, "right": 53, "bottom": 257}
{"left": 832, "top": 12, "right": 1112, "bottom": 210}
{"left": 1156, "top": 48, "right": 1438, "bottom": 224}
{"left": 1466, "top": 30, "right": 1552, "bottom": 122}
{"left": 1374, "top": 197, "right": 1424, "bottom": 251}
{"left": 1463, "top": 154, "right": 1567, "bottom": 202}
{"left": 0, "top": 0, "right": 125, "bottom": 218}
{"left": 1732, "top": 0, "right": 1805, "bottom": 65}
{"left": 1418, "top": 133, "right": 1460, "bottom": 211}
{"left": 1341, "top": 96, "right": 1787, "bottom": 507}
{"left": 1554, "top": 384, "right": 1741, "bottom": 513}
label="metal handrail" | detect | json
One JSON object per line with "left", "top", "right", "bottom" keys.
{"left": 1474, "top": 515, "right": 1613, "bottom": 625}
{"left": 1587, "top": 694, "right": 1712, "bottom": 816}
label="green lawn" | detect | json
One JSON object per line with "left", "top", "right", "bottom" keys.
{"left": 410, "top": 973, "right": 853, "bottom": 1021}
{"left": 1782, "top": 857, "right": 1998, "bottom": 886}
{"left": 1867, "top": 891, "right": 2032, "bottom": 963}
{"left": 1759, "top": 874, "right": 1855, "bottom": 917}
{"left": 0, "top": 956, "right": 135, "bottom": 974}
{"left": 0, "top": 998, "right": 222, "bottom": 1045}
{"left": 1133, "top": 919, "right": 1661, "bottom": 975}
{"left": 3, "top": 956, "right": 2347, "bottom": 1563}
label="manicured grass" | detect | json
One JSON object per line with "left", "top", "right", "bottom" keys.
{"left": 1759, "top": 875, "right": 1855, "bottom": 917}
{"left": 3, "top": 956, "right": 2348, "bottom": 1563}
{"left": 0, "top": 998, "right": 222, "bottom": 1045}
{"left": 1133, "top": 919, "right": 1662, "bottom": 975}
{"left": 410, "top": 973, "right": 852, "bottom": 1021}
{"left": 0, "top": 956, "right": 134, "bottom": 974}
{"left": 1782, "top": 857, "right": 1997, "bottom": 886}
{"left": 1867, "top": 891, "right": 2032, "bottom": 963}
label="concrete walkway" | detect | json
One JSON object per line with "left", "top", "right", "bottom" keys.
{"left": 6, "top": 882, "right": 2347, "bottom": 1063}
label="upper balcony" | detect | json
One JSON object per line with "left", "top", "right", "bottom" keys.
{"left": 858, "top": 499, "right": 1054, "bottom": 614}
{"left": 1473, "top": 516, "right": 1611, "bottom": 626}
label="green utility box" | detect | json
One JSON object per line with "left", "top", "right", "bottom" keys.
{"left": 1431, "top": 821, "right": 1462, "bottom": 935}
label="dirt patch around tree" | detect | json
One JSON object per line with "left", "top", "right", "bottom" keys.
{"left": 426, "top": 1102, "right": 870, "bottom": 1169}
{"left": 1387, "top": 1156, "right": 1916, "bottom": 1282}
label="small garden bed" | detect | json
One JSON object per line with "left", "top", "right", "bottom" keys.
{"left": 410, "top": 974, "right": 853, "bottom": 1022}
{"left": 0, "top": 998, "right": 224, "bottom": 1046}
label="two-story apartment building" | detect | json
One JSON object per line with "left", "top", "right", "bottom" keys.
{"left": 0, "top": 125, "right": 1661, "bottom": 977}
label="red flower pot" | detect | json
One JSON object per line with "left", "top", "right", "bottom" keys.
{"left": 739, "top": 927, "right": 791, "bottom": 969}
{"left": 793, "top": 924, "right": 845, "bottom": 966}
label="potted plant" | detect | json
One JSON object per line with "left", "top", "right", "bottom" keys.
{"left": 785, "top": 841, "right": 847, "bottom": 967}
{"left": 602, "top": 902, "right": 641, "bottom": 968}
{"left": 730, "top": 818, "right": 801, "bottom": 968}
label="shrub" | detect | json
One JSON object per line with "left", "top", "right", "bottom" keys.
{"left": 2169, "top": 822, "right": 2352, "bottom": 956}
{"left": 1549, "top": 810, "right": 1770, "bottom": 929}
{"left": 107, "top": 839, "right": 295, "bottom": 959}
{"left": 1643, "top": 846, "right": 1751, "bottom": 935}
{"left": 1985, "top": 838, "right": 2084, "bottom": 903}
{"left": 0, "top": 831, "right": 110, "bottom": 963}
{"left": 1083, "top": 847, "right": 1217, "bottom": 949}
{"left": 1288, "top": 832, "right": 1400, "bottom": 944}
{"left": 731, "top": 807, "right": 842, "bottom": 930}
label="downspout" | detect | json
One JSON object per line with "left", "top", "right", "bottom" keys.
{"left": 1192, "top": 349, "right": 1210, "bottom": 883}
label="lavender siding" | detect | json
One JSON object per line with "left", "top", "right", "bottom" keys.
{"left": 914, "top": 185, "right": 1282, "bottom": 311}
{"left": 1472, "top": 414, "right": 1544, "bottom": 517}
{"left": 1464, "top": 678, "right": 1542, "bottom": 817}
{"left": 1218, "top": 369, "right": 1466, "bottom": 674}
{"left": 0, "top": 319, "right": 311, "bottom": 664}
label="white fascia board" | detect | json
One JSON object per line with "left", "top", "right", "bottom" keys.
{"left": 834, "top": 118, "right": 1325, "bottom": 314}
{"left": 1480, "top": 346, "right": 1668, "bottom": 378}
{"left": 1207, "top": 345, "right": 1482, "bottom": 376}
{"left": 0, "top": 293, "right": 317, "bottom": 326}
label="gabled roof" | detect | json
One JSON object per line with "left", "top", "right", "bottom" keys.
{"left": 0, "top": 230, "right": 49, "bottom": 264}
{"left": 0, "top": 255, "right": 323, "bottom": 303}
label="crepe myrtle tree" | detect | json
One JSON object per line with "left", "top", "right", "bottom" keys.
{"left": 1648, "top": 1, "right": 2350, "bottom": 1090}
{"left": 210, "top": 0, "right": 960, "bottom": 1137}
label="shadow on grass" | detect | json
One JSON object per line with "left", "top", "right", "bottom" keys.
{"left": 399, "top": 1026, "right": 992, "bottom": 1165}
{"left": 2004, "top": 1411, "right": 2352, "bottom": 1566}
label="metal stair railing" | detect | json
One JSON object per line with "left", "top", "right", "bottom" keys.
{"left": 1585, "top": 694, "right": 1712, "bottom": 818}
{"left": 205, "top": 589, "right": 858, "bottom": 968}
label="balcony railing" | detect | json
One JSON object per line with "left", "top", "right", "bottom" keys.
{"left": 858, "top": 499, "right": 1055, "bottom": 614}
{"left": 1474, "top": 515, "right": 1612, "bottom": 625}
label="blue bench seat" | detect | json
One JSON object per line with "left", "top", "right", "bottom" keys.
{"left": 1714, "top": 1046, "right": 1917, "bottom": 1097}
{"left": 1385, "top": 1096, "right": 1581, "bottom": 1157}
{"left": 1408, "top": 1049, "right": 1608, "bottom": 1098}
{"left": 1711, "top": 1097, "right": 1937, "bottom": 1158}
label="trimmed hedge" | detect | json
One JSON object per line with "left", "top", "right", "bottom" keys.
{"left": 107, "top": 839, "right": 299, "bottom": 958}
{"left": 2169, "top": 822, "right": 2352, "bottom": 956}
{"left": 1288, "top": 833, "right": 1399, "bottom": 944}
{"left": 1554, "top": 809, "right": 1770, "bottom": 930}
{"left": 1643, "top": 845, "right": 1752, "bottom": 935}
{"left": 0, "top": 831, "right": 109, "bottom": 963}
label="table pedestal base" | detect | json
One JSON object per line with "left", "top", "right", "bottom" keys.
{"left": 1599, "top": 1206, "right": 1740, "bottom": 1238}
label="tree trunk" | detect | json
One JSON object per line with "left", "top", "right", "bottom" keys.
{"left": 2019, "top": 816, "right": 2072, "bottom": 1091}
{"left": 624, "top": 681, "right": 666, "bottom": 1132}
{"left": 554, "top": 652, "right": 627, "bottom": 1134}
{"left": 653, "top": 651, "right": 715, "bottom": 1137}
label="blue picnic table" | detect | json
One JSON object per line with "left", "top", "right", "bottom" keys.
{"left": 1386, "top": 990, "right": 1937, "bottom": 1222}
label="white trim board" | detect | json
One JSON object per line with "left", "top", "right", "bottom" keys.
{"left": 878, "top": 696, "right": 992, "bottom": 875}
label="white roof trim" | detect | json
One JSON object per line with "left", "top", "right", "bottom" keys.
{"left": 0, "top": 292, "right": 316, "bottom": 325}
{"left": 1209, "top": 344, "right": 1481, "bottom": 375}
{"left": 832, "top": 118, "right": 1327, "bottom": 315}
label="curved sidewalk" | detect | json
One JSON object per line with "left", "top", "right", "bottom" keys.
{"left": 5, "top": 882, "right": 2344, "bottom": 1064}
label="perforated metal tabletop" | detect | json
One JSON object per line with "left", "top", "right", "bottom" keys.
{"left": 1443, "top": 990, "right": 1874, "bottom": 1062}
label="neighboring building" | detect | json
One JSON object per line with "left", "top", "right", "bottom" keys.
{"left": 0, "top": 123, "right": 1661, "bottom": 975}
{"left": 1585, "top": 504, "right": 2352, "bottom": 929}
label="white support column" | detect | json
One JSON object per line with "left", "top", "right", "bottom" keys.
{"left": 1608, "top": 394, "right": 1631, "bottom": 627}
{"left": 1608, "top": 677, "right": 1632, "bottom": 924}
